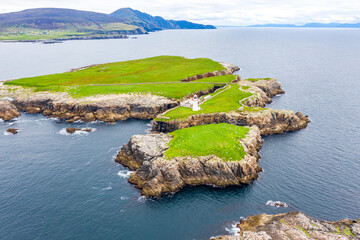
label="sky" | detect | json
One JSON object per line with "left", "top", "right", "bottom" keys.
{"left": 0, "top": 0, "right": 359, "bottom": 26}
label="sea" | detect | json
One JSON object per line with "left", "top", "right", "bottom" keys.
{"left": 0, "top": 27, "right": 359, "bottom": 240}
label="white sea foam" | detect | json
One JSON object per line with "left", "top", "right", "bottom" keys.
{"left": 57, "top": 127, "right": 96, "bottom": 136}
{"left": 266, "top": 200, "right": 288, "bottom": 208}
{"left": 120, "top": 196, "right": 129, "bottom": 200}
{"left": 137, "top": 196, "right": 146, "bottom": 203}
{"left": 117, "top": 170, "right": 133, "bottom": 178}
{"left": 3, "top": 131, "right": 12, "bottom": 136}
{"left": 2, "top": 97, "right": 14, "bottom": 101}
{"left": 102, "top": 186, "right": 112, "bottom": 191}
{"left": 225, "top": 221, "right": 241, "bottom": 236}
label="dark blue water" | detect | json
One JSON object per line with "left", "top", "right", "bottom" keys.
{"left": 1, "top": 28, "right": 359, "bottom": 239}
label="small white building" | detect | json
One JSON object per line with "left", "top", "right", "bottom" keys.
{"left": 191, "top": 95, "right": 201, "bottom": 111}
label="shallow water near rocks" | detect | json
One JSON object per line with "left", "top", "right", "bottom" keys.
{"left": 1, "top": 28, "right": 360, "bottom": 239}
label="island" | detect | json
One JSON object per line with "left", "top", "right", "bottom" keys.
{"left": 0, "top": 8, "right": 215, "bottom": 42}
{"left": 213, "top": 211, "right": 360, "bottom": 239}
{"left": 0, "top": 55, "right": 309, "bottom": 198}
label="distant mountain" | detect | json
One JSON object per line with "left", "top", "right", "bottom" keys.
{"left": 0, "top": 8, "right": 127, "bottom": 29}
{"left": 248, "top": 23, "right": 360, "bottom": 28}
{"left": 110, "top": 8, "right": 216, "bottom": 31}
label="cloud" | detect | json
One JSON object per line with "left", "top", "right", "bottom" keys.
{"left": 0, "top": 0, "right": 359, "bottom": 25}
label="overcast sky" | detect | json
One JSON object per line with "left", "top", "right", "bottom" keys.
{"left": 0, "top": 0, "right": 359, "bottom": 26}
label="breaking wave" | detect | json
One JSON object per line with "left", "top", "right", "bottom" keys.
{"left": 117, "top": 170, "right": 133, "bottom": 178}
{"left": 57, "top": 127, "right": 96, "bottom": 136}
{"left": 225, "top": 221, "right": 241, "bottom": 236}
{"left": 266, "top": 200, "right": 288, "bottom": 208}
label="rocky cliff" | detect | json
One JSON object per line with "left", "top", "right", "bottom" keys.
{"left": 0, "top": 100, "right": 21, "bottom": 120}
{"left": 213, "top": 211, "right": 360, "bottom": 240}
{"left": 153, "top": 109, "right": 309, "bottom": 135}
{"left": 180, "top": 63, "right": 240, "bottom": 82}
{"left": 116, "top": 126, "right": 263, "bottom": 198}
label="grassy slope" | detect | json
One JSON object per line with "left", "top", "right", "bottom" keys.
{"left": 5, "top": 56, "right": 228, "bottom": 99}
{"left": 160, "top": 84, "right": 253, "bottom": 120}
{"left": 67, "top": 83, "right": 217, "bottom": 99}
{"left": 7, "top": 56, "right": 225, "bottom": 86}
{"left": 165, "top": 123, "right": 249, "bottom": 161}
{"left": 244, "top": 77, "right": 272, "bottom": 82}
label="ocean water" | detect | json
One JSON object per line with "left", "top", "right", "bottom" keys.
{"left": 0, "top": 28, "right": 359, "bottom": 240}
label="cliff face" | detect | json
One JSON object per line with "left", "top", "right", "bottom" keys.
{"left": 116, "top": 126, "right": 263, "bottom": 198}
{"left": 7, "top": 91, "right": 179, "bottom": 122}
{"left": 180, "top": 63, "right": 240, "bottom": 82}
{"left": 0, "top": 100, "right": 21, "bottom": 120}
{"left": 153, "top": 110, "right": 309, "bottom": 135}
{"left": 213, "top": 211, "right": 360, "bottom": 240}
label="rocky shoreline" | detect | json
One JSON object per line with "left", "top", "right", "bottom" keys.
{"left": 116, "top": 126, "right": 263, "bottom": 198}
{"left": 213, "top": 211, "right": 360, "bottom": 240}
{"left": 0, "top": 100, "right": 20, "bottom": 121}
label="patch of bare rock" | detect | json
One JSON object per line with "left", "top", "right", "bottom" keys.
{"left": 212, "top": 211, "right": 360, "bottom": 240}
{"left": 0, "top": 100, "right": 20, "bottom": 121}
{"left": 65, "top": 127, "right": 93, "bottom": 134}
{"left": 6, "top": 128, "right": 19, "bottom": 134}
{"left": 115, "top": 126, "right": 263, "bottom": 198}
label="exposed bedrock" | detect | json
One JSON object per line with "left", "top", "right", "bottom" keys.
{"left": 115, "top": 126, "right": 263, "bottom": 198}
{"left": 213, "top": 211, "right": 360, "bottom": 240}
{"left": 180, "top": 63, "right": 240, "bottom": 82}
{"left": 0, "top": 100, "right": 21, "bottom": 121}
{"left": 153, "top": 110, "right": 310, "bottom": 135}
{"left": 12, "top": 95, "right": 179, "bottom": 122}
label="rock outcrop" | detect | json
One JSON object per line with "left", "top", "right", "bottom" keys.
{"left": 0, "top": 100, "right": 20, "bottom": 121}
{"left": 212, "top": 211, "right": 360, "bottom": 240}
{"left": 180, "top": 63, "right": 240, "bottom": 82}
{"left": 9, "top": 92, "right": 179, "bottom": 122}
{"left": 116, "top": 126, "right": 263, "bottom": 198}
{"left": 153, "top": 109, "right": 309, "bottom": 136}
{"left": 65, "top": 127, "right": 93, "bottom": 134}
{"left": 6, "top": 128, "right": 19, "bottom": 134}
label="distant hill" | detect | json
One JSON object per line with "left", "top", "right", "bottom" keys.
{"left": 110, "top": 8, "right": 216, "bottom": 31}
{"left": 0, "top": 8, "right": 130, "bottom": 29}
{"left": 248, "top": 23, "right": 360, "bottom": 28}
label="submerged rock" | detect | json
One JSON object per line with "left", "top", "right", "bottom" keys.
{"left": 0, "top": 100, "right": 20, "bottom": 121}
{"left": 65, "top": 127, "right": 93, "bottom": 134}
{"left": 6, "top": 128, "right": 19, "bottom": 134}
{"left": 116, "top": 126, "right": 263, "bottom": 198}
{"left": 212, "top": 211, "right": 360, "bottom": 240}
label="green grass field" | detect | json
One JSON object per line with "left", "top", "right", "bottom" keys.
{"left": 165, "top": 123, "right": 250, "bottom": 161}
{"left": 6, "top": 56, "right": 225, "bottom": 87}
{"left": 159, "top": 84, "right": 253, "bottom": 120}
{"left": 5, "top": 56, "right": 230, "bottom": 99}
{"left": 66, "top": 83, "right": 217, "bottom": 99}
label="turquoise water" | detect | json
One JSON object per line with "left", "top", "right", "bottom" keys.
{"left": 1, "top": 28, "right": 359, "bottom": 239}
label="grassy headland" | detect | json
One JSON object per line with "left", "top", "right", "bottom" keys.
{"left": 5, "top": 56, "right": 230, "bottom": 99}
{"left": 165, "top": 123, "right": 250, "bottom": 161}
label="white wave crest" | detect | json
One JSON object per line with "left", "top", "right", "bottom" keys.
{"left": 266, "top": 200, "right": 288, "bottom": 208}
{"left": 117, "top": 170, "right": 133, "bottom": 178}
{"left": 120, "top": 196, "right": 129, "bottom": 200}
{"left": 3, "top": 131, "right": 12, "bottom": 136}
{"left": 102, "top": 186, "right": 112, "bottom": 191}
{"left": 137, "top": 196, "right": 146, "bottom": 203}
{"left": 225, "top": 221, "right": 241, "bottom": 236}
